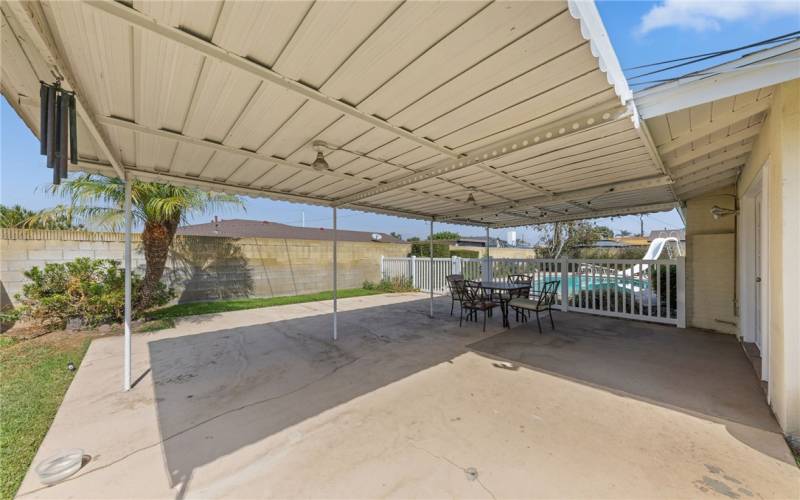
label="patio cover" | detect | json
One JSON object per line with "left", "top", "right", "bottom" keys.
{"left": 4, "top": 0, "right": 798, "bottom": 390}
{"left": 2, "top": 0, "right": 680, "bottom": 228}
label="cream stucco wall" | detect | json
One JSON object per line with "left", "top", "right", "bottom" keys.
{"left": 684, "top": 185, "right": 738, "bottom": 335}
{"left": 735, "top": 80, "right": 800, "bottom": 435}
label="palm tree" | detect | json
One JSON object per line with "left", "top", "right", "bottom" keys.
{"left": 0, "top": 204, "right": 82, "bottom": 229}
{"left": 0, "top": 204, "right": 37, "bottom": 228}
{"left": 37, "top": 174, "right": 244, "bottom": 309}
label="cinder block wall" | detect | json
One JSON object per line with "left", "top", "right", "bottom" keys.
{"left": 0, "top": 228, "right": 409, "bottom": 306}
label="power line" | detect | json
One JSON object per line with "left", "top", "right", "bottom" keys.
{"left": 626, "top": 31, "right": 799, "bottom": 82}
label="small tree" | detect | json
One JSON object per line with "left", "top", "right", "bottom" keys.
{"left": 33, "top": 175, "right": 244, "bottom": 310}
{"left": 409, "top": 231, "right": 459, "bottom": 257}
{"left": 537, "top": 221, "right": 613, "bottom": 258}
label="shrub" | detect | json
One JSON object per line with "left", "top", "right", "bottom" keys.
{"left": 363, "top": 277, "right": 416, "bottom": 293}
{"left": 650, "top": 264, "right": 678, "bottom": 313}
{"left": 15, "top": 258, "right": 174, "bottom": 331}
{"left": 409, "top": 242, "right": 449, "bottom": 258}
{"left": 572, "top": 247, "right": 648, "bottom": 259}
{"left": 449, "top": 249, "right": 480, "bottom": 259}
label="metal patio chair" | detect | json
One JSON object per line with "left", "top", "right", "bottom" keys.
{"left": 445, "top": 274, "right": 465, "bottom": 316}
{"left": 507, "top": 274, "right": 532, "bottom": 321}
{"left": 462, "top": 280, "right": 500, "bottom": 332}
{"left": 508, "top": 280, "right": 560, "bottom": 334}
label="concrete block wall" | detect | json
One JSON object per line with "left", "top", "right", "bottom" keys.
{"left": 0, "top": 229, "right": 409, "bottom": 307}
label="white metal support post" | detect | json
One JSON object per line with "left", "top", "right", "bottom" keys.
{"left": 123, "top": 179, "right": 132, "bottom": 391}
{"left": 677, "top": 256, "right": 686, "bottom": 328}
{"left": 484, "top": 227, "right": 491, "bottom": 282}
{"left": 429, "top": 220, "right": 434, "bottom": 318}
{"left": 332, "top": 207, "right": 338, "bottom": 341}
{"left": 560, "top": 256, "right": 569, "bottom": 312}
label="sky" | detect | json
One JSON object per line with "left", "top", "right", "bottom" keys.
{"left": 2, "top": 1, "right": 798, "bottom": 242}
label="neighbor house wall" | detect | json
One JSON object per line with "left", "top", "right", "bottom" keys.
{"left": 684, "top": 185, "right": 738, "bottom": 335}
{"left": 0, "top": 229, "right": 410, "bottom": 307}
{"left": 736, "top": 79, "right": 800, "bottom": 436}
{"left": 450, "top": 246, "right": 538, "bottom": 259}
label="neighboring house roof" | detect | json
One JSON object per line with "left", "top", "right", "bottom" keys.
{"left": 616, "top": 236, "right": 650, "bottom": 246}
{"left": 177, "top": 219, "right": 403, "bottom": 244}
{"left": 454, "top": 236, "right": 508, "bottom": 248}
{"left": 648, "top": 229, "right": 686, "bottom": 241}
{"left": 580, "top": 239, "right": 628, "bottom": 248}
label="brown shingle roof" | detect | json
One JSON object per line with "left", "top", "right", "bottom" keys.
{"left": 177, "top": 219, "right": 404, "bottom": 244}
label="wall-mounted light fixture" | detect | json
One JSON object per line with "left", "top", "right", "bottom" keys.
{"left": 710, "top": 205, "right": 739, "bottom": 220}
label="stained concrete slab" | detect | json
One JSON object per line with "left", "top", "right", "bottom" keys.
{"left": 15, "top": 294, "right": 799, "bottom": 499}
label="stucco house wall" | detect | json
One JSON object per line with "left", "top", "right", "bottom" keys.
{"left": 735, "top": 79, "right": 800, "bottom": 436}
{"left": 684, "top": 185, "right": 738, "bottom": 335}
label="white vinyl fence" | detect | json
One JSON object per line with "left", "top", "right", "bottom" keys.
{"left": 381, "top": 256, "right": 685, "bottom": 327}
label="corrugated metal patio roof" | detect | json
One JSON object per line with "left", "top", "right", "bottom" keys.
{"left": 2, "top": 1, "right": 795, "bottom": 228}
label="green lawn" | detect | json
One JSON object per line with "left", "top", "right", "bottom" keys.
{"left": 0, "top": 334, "right": 90, "bottom": 500}
{"left": 146, "top": 287, "right": 384, "bottom": 321}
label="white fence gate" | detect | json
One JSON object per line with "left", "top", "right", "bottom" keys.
{"left": 381, "top": 256, "right": 685, "bottom": 327}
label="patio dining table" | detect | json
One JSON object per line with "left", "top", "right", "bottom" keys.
{"left": 476, "top": 281, "right": 531, "bottom": 328}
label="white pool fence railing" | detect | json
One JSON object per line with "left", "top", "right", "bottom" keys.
{"left": 380, "top": 256, "right": 685, "bottom": 327}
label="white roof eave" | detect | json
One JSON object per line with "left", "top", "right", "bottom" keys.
{"left": 568, "top": 0, "right": 633, "bottom": 105}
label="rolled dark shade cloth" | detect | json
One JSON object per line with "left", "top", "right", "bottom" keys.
{"left": 53, "top": 93, "right": 62, "bottom": 184}
{"left": 59, "top": 93, "right": 69, "bottom": 179}
{"left": 39, "top": 83, "right": 48, "bottom": 155}
{"left": 68, "top": 94, "right": 78, "bottom": 165}
{"left": 46, "top": 85, "right": 56, "bottom": 169}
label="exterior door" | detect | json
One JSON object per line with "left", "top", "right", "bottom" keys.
{"left": 754, "top": 193, "right": 763, "bottom": 350}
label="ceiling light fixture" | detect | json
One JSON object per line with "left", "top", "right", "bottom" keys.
{"left": 311, "top": 140, "right": 329, "bottom": 171}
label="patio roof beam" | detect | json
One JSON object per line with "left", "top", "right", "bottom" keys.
{"left": 3, "top": 1, "right": 126, "bottom": 179}
{"left": 658, "top": 99, "right": 771, "bottom": 156}
{"left": 664, "top": 125, "right": 762, "bottom": 169}
{"left": 77, "top": 159, "right": 467, "bottom": 226}
{"left": 489, "top": 201, "right": 679, "bottom": 228}
{"left": 673, "top": 158, "right": 746, "bottom": 183}
{"left": 83, "top": 0, "right": 458, "bottom": 160}
{"left": 670, "top": 144, "right": 752, "bottom": 175}
{"left": 97, "top": 115, "right": 394, "bottom": 187}
{"left": 438, "top": 174, "right": 673, "bottom": 221}
{"left": 335, "top": 101, "right": 630, "bottom": 206}
{"left": 676, "top": 175, "right": 739, "bottom": 200}
{"left": 89, "top": 115, "right": 486, "bottom": 213}
{"left": 632, "top": 110, "right": 681, "bottom": 206}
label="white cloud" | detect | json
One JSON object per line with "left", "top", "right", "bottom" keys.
{"left": 637, "top": 0, "right": 799, "bottom": 35}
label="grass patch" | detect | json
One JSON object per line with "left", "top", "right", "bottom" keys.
{"left": 0, "top": 333, "right": 90, "bottom": 500}
{"left": 146, "top": 288, "right": 385, "bottom": 321}
{"left": 137, "top": 318, "right": 176, "bottom": 333}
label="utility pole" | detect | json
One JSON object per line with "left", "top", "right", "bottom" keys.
{"left": 640, "top": 214, "right": 644, "bottom": 237}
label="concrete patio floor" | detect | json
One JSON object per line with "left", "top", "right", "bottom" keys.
{"left": 16, "top": 293, "right": 799, "bottom": 499}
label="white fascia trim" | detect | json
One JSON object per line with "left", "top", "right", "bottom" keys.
{"left": 635, "top": 42, "right": 800, "bottom": 119}
{"left": 568, "top": 0, "right": 633, "bottom": 105}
